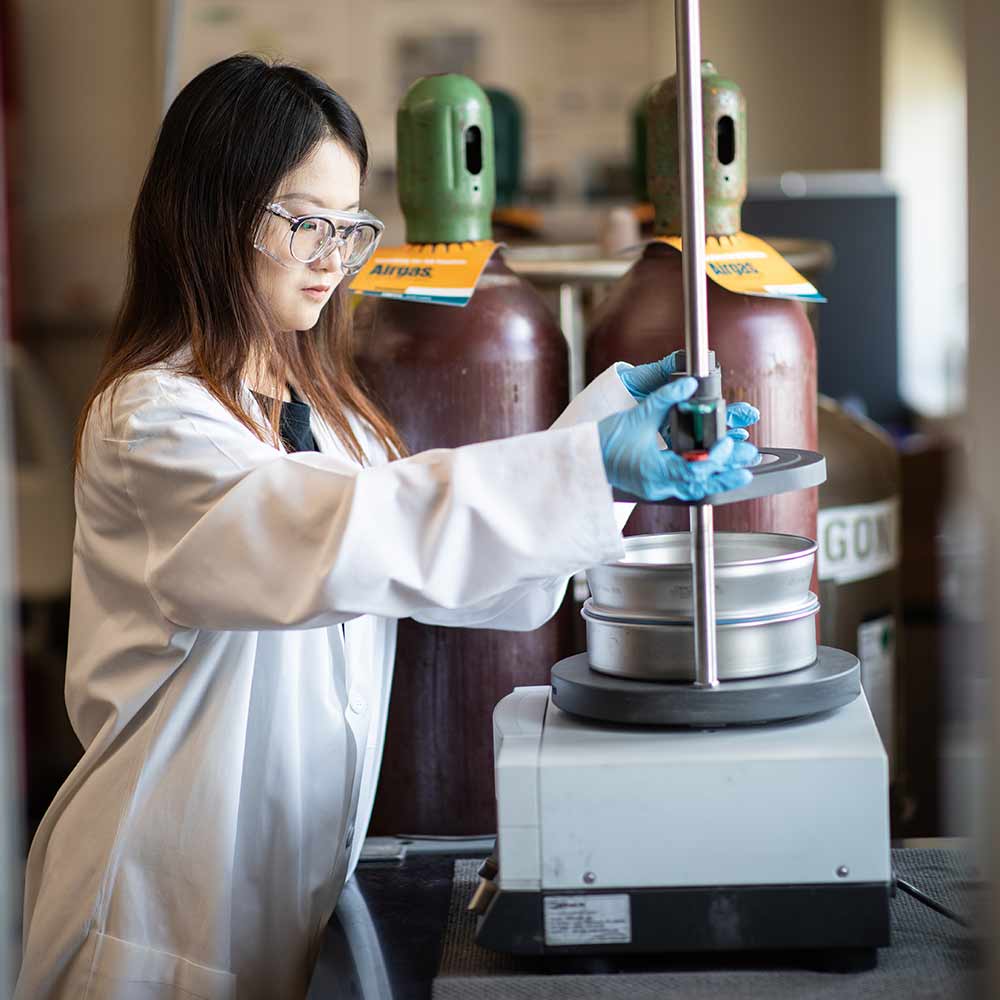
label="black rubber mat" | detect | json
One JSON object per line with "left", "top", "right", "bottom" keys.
{"left": 434, "top": 848, "right": 983, "bottom": 999}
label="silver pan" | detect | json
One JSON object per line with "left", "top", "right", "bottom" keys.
{"left": 582, "top": 596, "right": 820, "bottom": 682}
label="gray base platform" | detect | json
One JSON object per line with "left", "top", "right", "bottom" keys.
{"left": 550, "top": 647, "right": 861, "bottom": 726}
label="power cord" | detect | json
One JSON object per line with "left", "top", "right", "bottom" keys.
{"left": 894, "top": 874, "right": 971, "bottom": 929}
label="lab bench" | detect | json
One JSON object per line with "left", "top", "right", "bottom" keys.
{"left": 307, "top": 839, "right": 982, "bottom": 1000}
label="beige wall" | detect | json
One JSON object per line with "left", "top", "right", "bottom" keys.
{"left": 651, "top": 0, "right": 882, "bottom": 176}
{"left": 11, "top": 0, "right": 883, "bottom": 332}
{"left": 883, "top": 0, "right": 966, "bottom": 418}
{"left": 11, "top": 0, "right": 158, "bottom": 326}
{"left": 169, "top": 0, "right": 882, "bottom": 186}
{"left": 167, "top": 0, "right": 663, "bottom": 198}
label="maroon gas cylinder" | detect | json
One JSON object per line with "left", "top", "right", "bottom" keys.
{"left": 586, "top": 241, "right": 817, "bottom": 540}
{"left": 354, "top": 252, "right": 572, "bottom": 836}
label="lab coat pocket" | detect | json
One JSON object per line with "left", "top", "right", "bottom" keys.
{"left": 87, "top": 930, "right": 237, "bottom": 1000}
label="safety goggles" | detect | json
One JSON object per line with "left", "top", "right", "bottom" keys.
{"left": 254, "top": 202, "right": 384, "bottom": 275}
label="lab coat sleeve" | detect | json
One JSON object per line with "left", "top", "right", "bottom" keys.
{"left": 551, "top": 361, "right": 638, "bottom": 534}
{"left": 550, "top": 362, "right": 639, "bottom": 435}
{"left": 409, "top": 362, "right": 639, "bottom": 629}
{"left": 104, "top": 372, "right": 625, "bottom": 632}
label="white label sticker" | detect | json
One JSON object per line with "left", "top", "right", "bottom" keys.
{"left": 543, "top": 894, "right": 632, "bottom": 946}
{"left": 818, "top": 497, "right": 900, "bottom": 584}
{"left": 857, "top": 615, "right": 896, "bottom": 747}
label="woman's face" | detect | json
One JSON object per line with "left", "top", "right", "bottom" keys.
{"left": 255, "top": 138, "right": 362, "bottom": 333}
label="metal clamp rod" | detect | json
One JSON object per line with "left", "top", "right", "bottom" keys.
{"left": 676, "top": 0, "right": 710, "bottom": 379}
{"left": 690, "top": 505, "right": 719, "bottom": 687}
{"left": 676, "top": 0, "right": 719, "bottom": 688}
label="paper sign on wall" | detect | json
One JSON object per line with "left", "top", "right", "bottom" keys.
{"left": 657, "top": 232, "right": 826, "bottom": 303}
{"left": 350, "top": 241, "right": 499, "bottom": 307}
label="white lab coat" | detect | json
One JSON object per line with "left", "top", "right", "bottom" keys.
{"left": 14, "top": 360, "right": 635, "bottom": 999}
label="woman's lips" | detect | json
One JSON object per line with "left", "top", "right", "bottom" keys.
{"left": 302, "top": 286, "right": 331, "bottom": 300}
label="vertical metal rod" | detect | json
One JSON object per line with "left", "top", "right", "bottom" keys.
{"left": 676, "top": 0, "right": 710, "bottom": 380}
{"left": 676, "top": 0, "right": 719, "bottom": 688}
{"left": 558, "top": 283, "right": 585, "bottom": 400}
{"left": 558, "top": 280, "right": 591, "bottom": 611}
{"left": 690, "top": 505, "right": 719, "bottom": 687}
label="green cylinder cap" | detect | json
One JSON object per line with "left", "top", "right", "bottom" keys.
{"left": 397, "top": 74, "right": 495, "bottom": 243}
{"left": 485, "top": 87, "right": 522, "bottom": 207}
{"left": 631, "top": 86, "right": 653, "bottom": 204}
{"left": 647, "top": 61, "right": 747, "bottom": 237}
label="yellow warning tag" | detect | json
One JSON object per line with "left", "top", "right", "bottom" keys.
{"left": 657, "top": 232, "right": 826, "bottom": 303}
{"left": 349, "top": 241, "right": 500, "bottom": 307}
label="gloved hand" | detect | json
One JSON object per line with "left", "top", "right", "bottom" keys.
{"left": 598, "top": 378, "right": 756, "bottom": 502}
{"left": 617, "top": 353, "right": 761, "bottom": 443}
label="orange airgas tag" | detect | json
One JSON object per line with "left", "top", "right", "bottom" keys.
{"left": 349, "top": 240, "right": 500, "bottom": 307}
{"left": 683, "top": 450, "right": 712, "bottom": 462}
{"left": 656, "top": 232, "right": 826, "bottom": 303}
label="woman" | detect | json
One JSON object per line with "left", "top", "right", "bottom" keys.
{"left": 15, "top": 55, "right": 756, "bottom": 999}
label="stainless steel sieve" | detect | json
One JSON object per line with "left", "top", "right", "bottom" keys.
{"left": 582, "top": 595, "right": 820, "bottom": 682}
{"left": 586, "top": 532, "right": 817, "bottom": 620}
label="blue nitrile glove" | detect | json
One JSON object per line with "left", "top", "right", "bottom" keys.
{"left": 598, "top": 379, "right": 755, "bottom": 501}
{"left": 617, "top": 353, "right": 762, "bottom": 444}
{"left": 722, "top": 401, "right": 760, "bottom": 442}
{"left": 617, "top": 354, "right": 683, "bottom": 400}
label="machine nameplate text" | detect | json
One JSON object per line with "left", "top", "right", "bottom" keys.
{"left": 543, "top": 895, "right": 632, "bottom": 946}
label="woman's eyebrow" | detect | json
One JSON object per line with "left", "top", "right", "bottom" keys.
{"left": 279, "top": 192, "right": 361, "bottom": 211}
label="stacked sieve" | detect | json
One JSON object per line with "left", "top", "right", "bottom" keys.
{"left": 583, "top": 532, "right": 819, "bottom": 682}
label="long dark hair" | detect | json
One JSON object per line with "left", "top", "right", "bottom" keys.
{"left": 75, "top": 54, "right": 405, "bottom": 466}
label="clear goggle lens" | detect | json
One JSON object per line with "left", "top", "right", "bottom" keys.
{"left": 290, "top": 217, "right": 380, "bottom": 273}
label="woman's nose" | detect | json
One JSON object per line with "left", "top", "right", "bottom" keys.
{"left": 312, "top": 244, "right": 344, "bottom": 276}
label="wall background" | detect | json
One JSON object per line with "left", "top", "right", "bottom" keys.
{"left": 882, "top": 0, "right": 966, "bottom": 415}
{"left": 12, "top": 0, "right": 884, "bottom": 332}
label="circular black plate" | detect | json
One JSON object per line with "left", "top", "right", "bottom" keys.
{"left": 550, "top": 647, "right": 860, "bottom": 726}
{"left": 611, "top": 447, "right": 826, "bottom": 506}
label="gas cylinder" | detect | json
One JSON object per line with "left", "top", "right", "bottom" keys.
{"left": 487, "top": 86, "right": 541, "bottom": 241}
{"left": 817, "top": 396, "right": 901, "bottom": 771}
{"left": 354, "top": 75, "right": 571, "bottom": 836}
{"left": 587, "top": 63, "right": 817, "bottom": 541}
{"left": 485, "top": 87, "right": 521, "bottom": 208}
